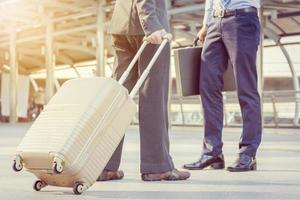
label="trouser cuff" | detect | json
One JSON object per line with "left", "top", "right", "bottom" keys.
{"left": 140, "top": 162, "right": 174, "bottom": 174}
{"left": 104, "top": 161, "right": 121, "bottom": 171}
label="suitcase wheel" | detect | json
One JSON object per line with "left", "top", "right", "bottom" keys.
{"left": 33, "top": 180, "right": 47, "bottom": 191}
{"left": 12, "top": 156, "right": 23, "bottom": 172}
{"left": 73, "top": 182, "right": 85, "bottom": 195}
{"left": 53, "top": 160, "right": 64, "bottom": 174}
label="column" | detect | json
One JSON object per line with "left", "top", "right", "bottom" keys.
{"left": 96, "top": 0, "right": 105, "bottom": 77}
{"left": 45, "top": 15, "right": 55, "bottom": 103}
{"left": 257, "top": 6, "right": 264, "bottom": 127}
{"left": 9, "top": 28, "right": 18, "bottom": 123}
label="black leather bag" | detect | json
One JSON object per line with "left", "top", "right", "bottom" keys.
{"left": 174, "top": 38, "right": 236, "bottom": 97}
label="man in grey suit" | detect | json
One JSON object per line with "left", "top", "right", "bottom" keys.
{"left": 97, "top": 0, "right": 190, "bottom": 181}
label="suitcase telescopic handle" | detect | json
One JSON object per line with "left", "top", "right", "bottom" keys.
{"left": 117, "top": 33, "right": 173, "bottom": 98}
{"left": 118, "top": 41, "right": 148, "bottom": 85}
{"left": 129, "top": 33, "right": 172, "bottom": 98}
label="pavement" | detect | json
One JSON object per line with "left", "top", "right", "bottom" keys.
{"left": 0, "top": 123, "right": 299, "bottom": 200}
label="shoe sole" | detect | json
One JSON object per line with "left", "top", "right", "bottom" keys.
{"left": 142, "top": 178, "right": 188, "bottom": 181}
{"left": 227, "top": 164, "right": 257, "bottom": 172}
{"left": 184, "top": 162, "right": 225, "bottom": 170}
{"left": 142, "top": 173, "right": 190, "bottom": 181}
{"left": 142, "top": 179, "right": 187, "bottom": 182}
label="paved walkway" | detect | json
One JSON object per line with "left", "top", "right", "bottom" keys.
{"left": 0, "top": 123, "right": 299, "bottom": 200}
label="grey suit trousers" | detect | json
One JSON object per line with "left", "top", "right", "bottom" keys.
{"left": 104, "top": 35, "right": 174, "bottom": 174}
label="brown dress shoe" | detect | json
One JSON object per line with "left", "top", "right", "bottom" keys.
{"left": 141, "top": 169, "right": 190, "bottom": 181}
{"left": 97, "top": 170, "right": 124, "bottom": 181}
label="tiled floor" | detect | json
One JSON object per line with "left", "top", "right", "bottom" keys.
{"left": 0, "top": 123, "right": 299, "bottom": 200}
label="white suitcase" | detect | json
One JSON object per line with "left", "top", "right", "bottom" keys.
{"left": 13, "top": 34, "right": 172, "bottom": 195}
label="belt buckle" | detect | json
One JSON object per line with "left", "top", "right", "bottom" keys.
{"left": 215, "top": 9, "right": 225, "bottom": 18}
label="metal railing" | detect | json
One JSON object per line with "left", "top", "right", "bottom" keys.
{"left": 168, "top": 90, "right": 300, "bottom": 128}
{"left": 1, "top": 88, "right": 299, "bottom": 128}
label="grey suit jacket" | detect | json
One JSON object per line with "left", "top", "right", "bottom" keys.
{"left": 109, "top": 0, "right": 169, "bottom": 36}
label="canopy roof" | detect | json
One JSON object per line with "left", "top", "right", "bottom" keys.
{"left": 0, "top": 0, "right": 299, "bottom": 74}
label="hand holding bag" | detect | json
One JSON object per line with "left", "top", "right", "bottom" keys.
{"left": 174, "top": 38, "right": 236, "bottom": 97}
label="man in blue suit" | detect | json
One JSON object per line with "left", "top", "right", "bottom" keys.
{"left": 184, "top": 0, "right": 262, "bottom": 172}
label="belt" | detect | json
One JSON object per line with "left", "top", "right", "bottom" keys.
{"left": 213, "top": 7, "right": 257, "bottom": 18}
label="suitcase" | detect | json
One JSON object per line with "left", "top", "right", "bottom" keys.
{"left": 13, "top": 34, "right": 173, "bottom": 195}
{"left": 174, "top": 38, "right": 236, "bottom": 97}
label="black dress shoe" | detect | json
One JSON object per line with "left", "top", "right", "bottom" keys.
{"left": 183, "top": 154, "right": 225, "bottom": 170}
{"left": 227, "top": 154, "right": 257, "bottom": 172}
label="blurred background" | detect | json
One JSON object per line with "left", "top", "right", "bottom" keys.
{"left": 0, "top": 0, "right": 299, "bottom": 128}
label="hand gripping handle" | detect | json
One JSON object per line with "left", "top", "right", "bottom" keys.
{"left": 117, "top": 33, "right": 173, "bottom": 98}
{"left": 193, "top": 37, "right": 200, "bottom": 47}
{"left": 129, "top": 33, "right": 172, "bottom": 98}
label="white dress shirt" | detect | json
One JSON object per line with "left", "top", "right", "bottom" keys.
{"left": 203, "top": 0, "right": 261, "bottom": 25}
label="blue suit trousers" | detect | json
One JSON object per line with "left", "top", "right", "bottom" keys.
{"left": 200, "top": 12, "right": 262, "bottom": 157}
